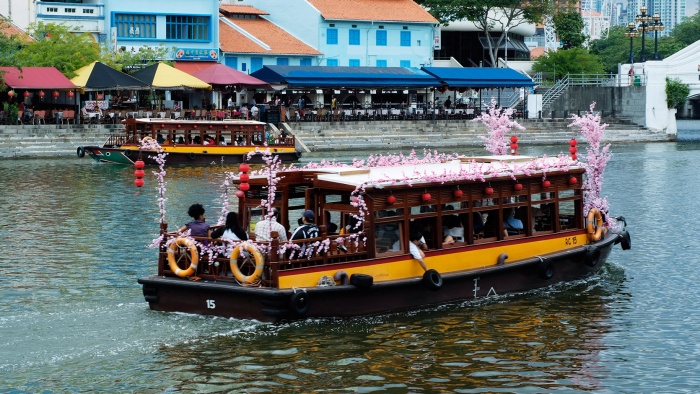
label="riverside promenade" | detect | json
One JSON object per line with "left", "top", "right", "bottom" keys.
{"left": 0, "top": 118, "right": 673, "bottom": 159}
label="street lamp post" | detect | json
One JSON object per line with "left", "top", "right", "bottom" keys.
{"left": 651, "top": 13, "right": 664, "bottom": 60}
{"left": 635, "top": 6, "right": 652, "bottom": 62}
{"left": 624, "top": 22, "right": 639, "bottom": 64}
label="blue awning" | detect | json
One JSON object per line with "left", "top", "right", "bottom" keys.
{"left": 251, "top": 66, "right": 437, "bottom": 88}
{"left": 421, "top": 67, "right": 535, "bottom": 88}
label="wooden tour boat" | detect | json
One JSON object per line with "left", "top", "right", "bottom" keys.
{"left": 78, "top": 117, "right": 300, "bottom": 165}
{"left": 138, "top": 152, "right": 631, "bottom": 322}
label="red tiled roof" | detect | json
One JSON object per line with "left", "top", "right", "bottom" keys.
{"left": 307, "top": 0, "right": 437, "bottom": 23}
{"left": 219, "top": 18, "right": 321, "bottom": 55}
{"left": 530, "top": 47, "right": 546, "bottom": 59}
{"left": 0, "top": 67, "right": 76, "bottom": 89}
{"left": 219, "top": 5, "right": 269, "bottom": 16}
{"left": 0, "top": 15, "right": 32, "bottom": 42}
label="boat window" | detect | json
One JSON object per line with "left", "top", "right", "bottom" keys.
{"left": 558, "top": 200, "right": 578, "bottom": 230}
{"left": 442, "top": 200, "right": 468, "bottom": 212}
{"left": 322, "top": 210, "right": 341, "bottom": 235}
{"left": 559, "top": 189, "right": 575, "bottom": 199}
{"left": 246, "top": 207, "right": 264, "bottom": 233}
{"left": 409, "top": 217, "right": 437, "bottom": 249}
{"left": 234, "top": 131, "right": 247, "bottom": 146}
{"left": 252, "top": 130, "right": 265, "bottom": 145}
{"left": 532, "top": 202, "right": 555, "bottom": 234}
{"left": 375, "top": 222, "right": 402, "bottom": 254}
{"left": 531, "top": 191, "right": 555, "bottom": 203}
{"left": 324, "top": 194, "right": 345, "bottom": 204}
{"left": 375, "top": 208, "right": 403, "bottom": 218}
{"left": 410, "top": 204, "right": 436, "bottom": 215}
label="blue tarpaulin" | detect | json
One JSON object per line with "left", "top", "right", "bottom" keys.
{"left": 251, "top": 66, "right": 437, "bottom": 88}
{"left": 421, "top": 67, "right": 535, "bottom": 88}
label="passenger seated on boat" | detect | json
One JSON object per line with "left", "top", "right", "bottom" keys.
{"left": 324, "top": 211, "right": 338, "bottom": 234}
{"left": 339, "top": 215, "right": 362, "bottom": 235}
{"left": 177, "top": 137, "right": 185, "bottom": 144}
{"left": 218, "top": 136, "right": 227, "bottom": 145}
{"left": 410, "top": 219, "right": 432, "bottom": 250}
{"left": 504, "top": 208, "right": 524, "bottom": 236}
{"left": 482, "top": 210, "right": 500, "bottom": 238}
{"left": 211, "top": 212, "right": 248, "bottom": 241}
{"left": 193, "top": 136, "right": 202, "bottom": 145}
{"left": 443, "top": 215, "right": 464, "bottom": 244}
{"left": 156, "top": 133, "right": 165, "bottom": 144}
{"left": 409, "top": 230, "right": 428, "bottom": 272}
{"left": 178, "top": 203, "right": 210, "bottom": 237}
{"left": 472, "top": 212, "right": 485, "bottom": 236}
{"left": 291, "top": 210, "right": 320, "bottom": 255}
{"left": 254, "top": 208, "right": 288, "bottom": 242}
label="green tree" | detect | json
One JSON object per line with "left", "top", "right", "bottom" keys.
{"left": 532, "top": 48, "right": 604, "bottom": 81}
{"left": 100, "top": 44, "right": 174, "bottom": 73}
{"left": 589, "top": 25, "right": 683, "bottom": 73}
{"left": 553, "top": 12, "right": 586, "bottom": 49}
{"left": 670, "top": 12, "right": 700, "bottom": 46}
{"left": 417, "top": 0, "right": 552, "bottom": 67}
{"left": 665, "top": 78, "right": 689, "bottom": 109}
{"left": 12, "top": 22, "right": 100, "bottom": 78}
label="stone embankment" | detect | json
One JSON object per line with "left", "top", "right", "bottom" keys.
{"left": 0, "top": 117, "right": 672, "bottom": 159}
{"left": 286, "top": 117, "right": 672, "bottom": 152}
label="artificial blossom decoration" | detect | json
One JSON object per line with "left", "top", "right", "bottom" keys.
{"left": 475, "top": 98, "right": 525, "bottom": 155}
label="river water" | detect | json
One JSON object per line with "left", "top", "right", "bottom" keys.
{"left": 1, "top": 125, "right": 699, "bottom": 392}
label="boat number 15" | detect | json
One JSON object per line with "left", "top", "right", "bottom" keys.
{"left": 206, "top": 300, "right": 216, "bottom": 309}
{"left": 565, "top": 236, "right": 578, "bottom": 245}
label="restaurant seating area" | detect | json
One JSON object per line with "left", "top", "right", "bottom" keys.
{"left": 287, "top": 105, "right": 481, "bottom": 123}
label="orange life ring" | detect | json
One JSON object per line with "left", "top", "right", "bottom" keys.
{"left": 230, "top": 243, "right": 265, "bottom": 284}
{"left": 167, "top": 237, "right": 199, "bottom": 277}
{"left": 586, "top": 208, "right": 604, "bottom": 242}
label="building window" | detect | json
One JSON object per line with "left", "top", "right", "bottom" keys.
{"left": 47, "top": 7, "right": 58, "bottom": 12}
{"left": 300, "top": 58, "right": 312, "bottom": 66}
{"left": 327, "top": 28, "right": 338, "bottom": 45}
{"left": 251, "top": 57, "right": 263, "bottom": 72}
{"left": 166, "top": 15, "right": 210, "bottom": 41}
{"left": 400, "top": 60, "right": 410, "bottom": 67}
{"left": 376, "top": 59, "right": 387, "bottom": 67}
{"left": 327, "top": 59, "right": 338, "bottom": 66}
{"left": 376, "top": 30, "right": 387, "bottom": 46}
{"left": 83, "top": 9, "right": 94, "bottom": 14}
{"left": 64, "top": 8, "right": 76, "bottom": 13}
{"left": 349, "top": 59, "right": 360, "bottom": 67}
{"left": 349, "top": 29, "right": 360, "bottom": 45}
{"left": 277, "top": 57, "right": 289, "bottom": 66}
{"left": 400, "top": 31, "right": 411, "bottom": 47}
{"left": 225, "top": 56, "right": 238, "bottom": 70}
{"left": 115, "top": 14, "right": 157, "bottom": 39}
{"left": 241, "top": 63, "right": 247, "bottom": 72}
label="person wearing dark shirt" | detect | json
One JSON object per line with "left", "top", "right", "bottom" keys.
{"left": 291, "top": 210, "right": 319, "bottom": 255}
{"left": 179, "top": 203, "right": 210, "bottom": 237}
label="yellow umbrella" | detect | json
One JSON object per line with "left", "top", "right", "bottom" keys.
{"left": 131, "top": 62, "right": 211, "bottom": 90}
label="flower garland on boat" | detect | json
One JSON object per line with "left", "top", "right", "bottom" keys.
{"left": 139, "top": 138, "right": 169, "bottom": 249}
{"left": 475, "top": 98, "right": 525, "bottom": 155}
{"left": 568, "top": 102, "right": 612, "bottom": 219}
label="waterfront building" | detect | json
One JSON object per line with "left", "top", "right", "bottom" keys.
{"left": 35, "top": 0, "right": 220, "bottom": 61}
{"left": 222, "top": 0, "right": 438, "bottom": 70}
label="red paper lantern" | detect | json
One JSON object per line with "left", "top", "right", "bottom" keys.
{"left": 454, "top": 189, "right": 463, "bottom": 198}
{"left": 134, "top": 169, "right": 145, "bottom": 178}
{"left": 510, "top": 143, "right": 518, "bottom": 150}
{"left": 514, "top": 183, "right": 523, "bottom": 191}
{"left": 24, "top": 90, "right": 30, "bottom": 98}
{"left": 224, "top": 125, "right": 228, "bottom": 129}
{"left": 421, "top": 193, "right": 431, "bottom": 201}
{"left": 542, "top": 180, "right": 551, "bottom": 188}
{"left": 161, "top": 124, "right": 165, "bottom": 128}
{"left": 134, "top": 160, "right": 145, "bottom": 169}
{"left": 38, "top": 90, "right": 45, "bottom": 99}
{"left": 569, "top": 138, "right": 578, "bottom": 147}
{"left": 235, "top": 190, "right": 245, "bottom": 198}
{"left": 67, "top": 91, "right": 74, "bottom": 99}
{"left": 569, "top": 176, "right": 578, "bottom": 185}
{"left": 134, "top": 178, "right": 145, "bottom": 187}
{"left": 209, "top": 125, "right": 213, "bottom": 129}
{"left": 239, "top": 182, "right": 250, "bottom": 192}
{"left": 510, "top": 135, "right": 518, "bottom": 143}
{"left": 485, "top": 186, "right": 494, "bottom": 195}
{"left": 194, "top": 125, "right": 197, "bottom": 128}
{"left": 387, "top": 195, "right": 397, "bottom": 205}
{"left": 571, "top": 153, "right": 578, "bottom": 161}
{"left": 239, "top": 163, "right": 250, "bottom": 173}
{"left": 569, "top": 147, "right": 577, "bottom": 154}
{"left": 7, "top": 90, "right": 15, "bottom": 98}
{"left": 53, "top": 90, "right": 60, "bottom": 99}
{"left": 239, "top": 173, "right": 250, "bottom": 182}
{"left": 177, "top": 124, "right": 181, "bottom": 128}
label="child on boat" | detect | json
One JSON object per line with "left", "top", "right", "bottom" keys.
{"left": 179, "top": 203, "right": 210, "bottom": 237}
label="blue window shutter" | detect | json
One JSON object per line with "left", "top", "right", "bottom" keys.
{"left": 349, "top": 59, "right": 360, "bottom": 67}
{"left": 401, "top": 31, "right": 411, "bottom": 47}
{"left": 327, "top": 28, "right": 338, "bottom": 45}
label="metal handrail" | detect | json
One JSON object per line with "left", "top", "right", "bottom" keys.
{"left": 542, "top": 75, "right": 570, "bottom": 109}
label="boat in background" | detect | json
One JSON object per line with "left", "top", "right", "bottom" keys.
{"left": 78, "top": 118, "right": 300, "bottom": 165}
{"left": 138, "top": 154, "right": 631, "bottom": 322}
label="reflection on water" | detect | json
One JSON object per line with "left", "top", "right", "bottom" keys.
{"left": 1, "top": 140, "right": 700, "bottom": 391}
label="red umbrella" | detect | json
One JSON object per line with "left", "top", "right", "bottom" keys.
{"left": 192, "top": 63, "right": 270, "bottom": 89}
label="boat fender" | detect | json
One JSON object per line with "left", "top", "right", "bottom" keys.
{"left": 349, "top": 273, "right": 373, "bottom": 288}
{"left": 497, "top": 253, "right": 508, "bottom": 265}
{"left": 584, "top": 246, "right": 601, "bottom": 267}
{"left": 166, "top": 237, "right": 199, "bottom": 278}
{"left": 188, "top": 153, "right": 196, "bottom": 160}
{"left": 76, "top": 146, "right": 85, "bottom": 158}
{"left": 537, "top": 256, "right": 554, "bottom": 280}
{"left": 586, "top": 208, "right": 604, "bottom": 242}
{"left": 230, "top": 243, "right": 265, "bottom": 284}
{"left": 334, "top": 270, "right": 349, "bottom": 285}
{"left": 422, "top": 269, "right": 443, "bottom": 290}
{"left": 289, "top": 289, "right": 310, "bottom": 316}
{"left": 620, "top": 231, "right": 632, "bottom": 250}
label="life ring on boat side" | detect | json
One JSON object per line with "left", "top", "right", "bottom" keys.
{"left": 586, "top": 208, "right": 604, "bottom": 242}
{"left": 76, "top": 146, "right": 85, "bottom": 158}
{"left": 423, "top": 269, "right": 443, "bottom": 290}
{"left": 230, "top": 243, "right": 265, "bottom": 284}
{"left": 584, "top": 246, "right": 601, "bottom": 267}
{"left": 349, "top": 273, "right": 373, "bottom": 288}
{"left": 167, "top": 237, "right": 199, "bottom": 278}
{"left": 289, "top": 290, "right": 310, "bottom": 316}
